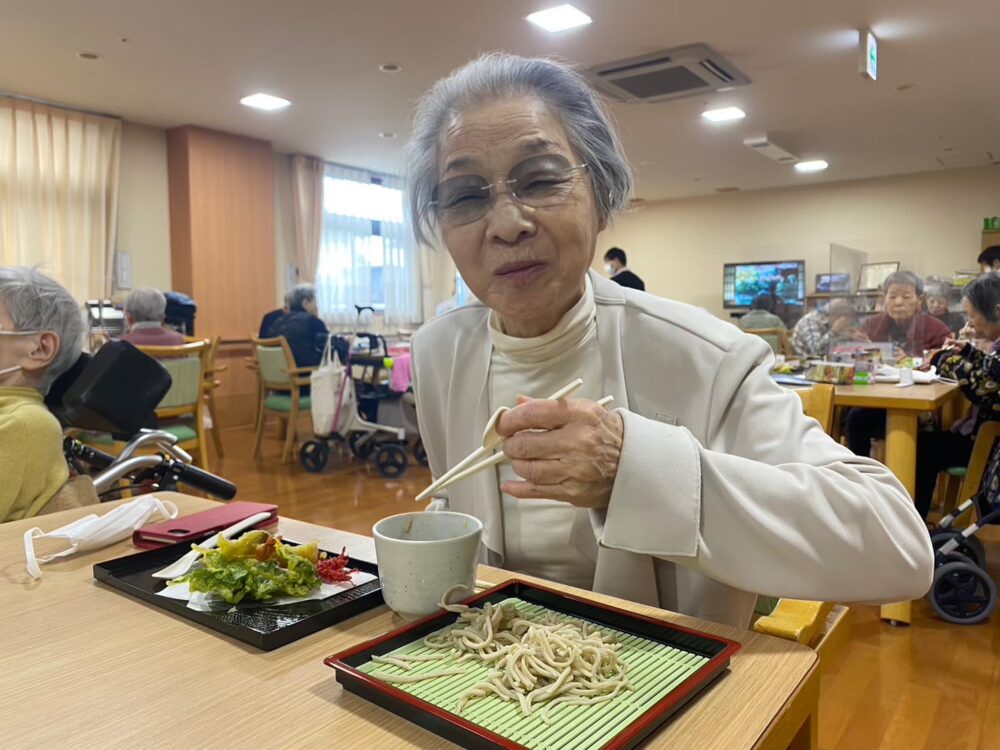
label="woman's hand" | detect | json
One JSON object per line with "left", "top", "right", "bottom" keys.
{"left": 496, "top": 397, "right": 624, "bottom": 508}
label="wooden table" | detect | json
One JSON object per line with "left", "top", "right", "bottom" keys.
{"left": 833, "top": 381, "right": 962, "bottom": 624}
{"left": 0, "top": 494, "right": 818, "bottom": 750}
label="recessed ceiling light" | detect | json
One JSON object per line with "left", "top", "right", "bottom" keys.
{"left": 701, "top": 106, "right": 746, "bottom": 123}
{"left": 379, "top": 63, "right": 402, "bottom": 73}
{"left": 240, "top": 93, "right": 291, "bottom": 111}
{"left": 379, "top": 132, "right": 397, "bottom": 139}
{"left": 526, "top": 4, "right": 592, "bottom": 33}
{"left": 795, "top": 159, "right": 829, "bottom": 173}
{"left": 77, "top": 51, "right": 101, "bottom": 61}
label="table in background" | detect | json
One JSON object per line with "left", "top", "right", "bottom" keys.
{"left": 0, "top": 494, "right": 818, "bottom": 750}
{"left": 833, "top": 381, "right": 962, "bottom": 625}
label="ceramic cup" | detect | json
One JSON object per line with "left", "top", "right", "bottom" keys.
{"left": 373, "top": 511, "right": 483, "bottom": 620}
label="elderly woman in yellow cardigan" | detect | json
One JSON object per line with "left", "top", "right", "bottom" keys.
{"left": 0, "top": 266, "right": 84, "bottom": 521}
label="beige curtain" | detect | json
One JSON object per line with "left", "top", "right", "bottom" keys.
{"left": 290, "top": 154, "right": 323, "bottom": 284}
{"left": 0, "top": 97, "right": 121, "bottom": 301}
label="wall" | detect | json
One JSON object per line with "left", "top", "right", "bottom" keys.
{"left": 598, "top": 165, "right": 1000, "bottom": 319}
{"left": 115, "top": 121, "right": 171, "bottom": 295}
{"left": 273, "top": 152, "right": 296, "bottom": 306}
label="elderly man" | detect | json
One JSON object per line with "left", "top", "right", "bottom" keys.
{"left": 0, "top": 267, "right": 85, "bottom": 521}
{"left": 120, "top": 288, "right": 185, "bottom": 346}
{"left": 791, "top": 297, "right": 857, "bottom": 357}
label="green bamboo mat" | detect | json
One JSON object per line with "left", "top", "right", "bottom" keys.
{"left": 357, "top": 598, "right": 709, "bottom": 750}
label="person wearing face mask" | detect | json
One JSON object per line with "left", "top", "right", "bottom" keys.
{"left": 0, "top": 266, "right": 85, "bottom": 522}
{"left": 602, "top": 248, "right": 644, "bottom": 291}
{"left": 845, "top": 270, "right": 950, "bottom": 457}
{"left": 925, "top": 281, "right": 965, "bottom": 335}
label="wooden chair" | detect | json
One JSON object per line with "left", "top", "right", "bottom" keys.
{"left": 185, "top": 335, "right": 227, "bottom": 457}
{"left": 251, "top": 336, "right": 314, "bottom": 462}
{"left": 745, "top": 327, "right": 795, "bottom": 357}
{"left": 754, "top": 383, "right": 848, "bottom": 667}
{"left": 137, "top": 340, "right": 210, "bottom": 468}
{"left": 937, "top": 420, "right": 1000, "bottom": 519}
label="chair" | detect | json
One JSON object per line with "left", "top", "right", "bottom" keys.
{"left": 754, "top": 383, "right": 848, "bottom": 666}
{"left": 745, "top": 327, "right": 795, "bottom": 357}
{"left": 938, "top": 420, "right": 1000, "bottom": 519}
{"left": 203, "top": 336, "right": 227, "bottom": 458}
{"left": 138, "top": 340, "right": 210, "bottom": 468}
{"left": 251, "top": 336, "right": 314, "bottom": 462}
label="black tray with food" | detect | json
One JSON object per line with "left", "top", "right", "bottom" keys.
{"left": 94, "top": 532, "right": 382, "bottom": 650}
{"left": 325, "top": 579, "right": 740, "bottom": 750}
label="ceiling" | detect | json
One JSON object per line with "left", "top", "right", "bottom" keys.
{"left": 2, "top": 0, "right": 999, "bottom": 201}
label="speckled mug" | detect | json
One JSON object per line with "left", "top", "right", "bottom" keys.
{"left": 373, "top": 511, "right": 483, "bottom": 620}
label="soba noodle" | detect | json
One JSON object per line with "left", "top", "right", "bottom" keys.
{"left": 417, "top": 585, "right": 634, "bottom": 721}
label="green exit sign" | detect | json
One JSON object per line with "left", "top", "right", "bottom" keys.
{"left": 860, "top": 29, "right": 878, "bottom": 81}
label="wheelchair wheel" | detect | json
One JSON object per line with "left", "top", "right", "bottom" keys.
{"left": 374, "top": 443, "right": 408, "bottom": 479}
{"left": 349, "top": 432, "right": 375, "bottom": 460}
{"left": 929, "top": 559, "right": 997, "bottom": 625}
{"left": 413, "top": 439, "right": 429, "bottom": 467}
{"left": 300, "top": 440, "right": 330, "bottom": 474}
{"left": 930, "top": 530, "right": 986, "bottom": 569}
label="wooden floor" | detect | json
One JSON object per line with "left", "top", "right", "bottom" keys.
{"left": 207, "top": 421, "right": 1000, "bottom": 750}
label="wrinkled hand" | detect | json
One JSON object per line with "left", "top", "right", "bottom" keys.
{"left": 496, "top": 397, "right": 623, "bottom": 508}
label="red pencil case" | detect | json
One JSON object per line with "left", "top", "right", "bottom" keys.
{"left": 132, "top": 501, "right": 279, "bottom": 549}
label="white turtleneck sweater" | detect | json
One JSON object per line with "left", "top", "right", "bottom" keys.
{"left": 487, "top": 276, "right": 603, "bottom": 589}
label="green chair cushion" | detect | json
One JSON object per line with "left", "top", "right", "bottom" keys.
{"left": 945, "top": 466, "right": 968, "bottom": 478}
{"left": 78, "top": 431, "right": 114, "bottom": 446}
{"left": 264, "top": 394, "right": 311, "bottom": 412}
{"left": 158, "top": 422, "right": 198, "bottom": 443}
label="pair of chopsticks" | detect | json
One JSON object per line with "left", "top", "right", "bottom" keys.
{"left": 415, "top": 378, "right": 613, "bottom": 501}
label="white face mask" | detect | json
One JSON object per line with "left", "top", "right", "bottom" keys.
{"left": 605, "top": 263, "right": 616, "bottom": 275}
{"left": 23, "top": 495, "right": 179, "bottom": 579}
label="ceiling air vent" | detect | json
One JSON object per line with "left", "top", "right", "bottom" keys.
{"left": 585, "top": 44, "right": 750, "bottom": 103}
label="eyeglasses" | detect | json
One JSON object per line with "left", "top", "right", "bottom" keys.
{"left": 430, "top": 154, "right": 588, "bottom": 227}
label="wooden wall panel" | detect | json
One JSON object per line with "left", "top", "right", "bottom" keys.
{"left": 167, "top": 126, "right": 277, "bottom": 429}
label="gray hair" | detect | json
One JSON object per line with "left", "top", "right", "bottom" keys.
{"left": 924, "top": 279, "right": 951, "bottom": 299}
{"left": 0, "top": 266, "right": 85, "bottom": 393}
{"left": 125, "top": 287, "right": 167, "bottom": 322}
{"left": 882, "top": 270, "right": 924, "bottom": 295}
{"left": 288, "top": 283, "right": 316, "bottom": 311}
{"left": 404, "top": 52, "right": 634, "bottom": 246}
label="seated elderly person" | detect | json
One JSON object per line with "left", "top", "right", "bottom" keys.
{"left": 846, "top": 271, "right": 951, "bottom": 456}
{"left": 738, "top": 293, "right": 786, "bottom": 354}
{"left": 0, "top": 267, "right": 85, "bottom": 522}
{"left": 120, "top": 288, "right": 185, "bottom": 346}
{"left": 407, "top": 53, "right": 931, "bottom": 627}
{"left": 925, "top": 281, "right": 965, "bottom": 335}
{"left": 791, "top": 297, "right": 857, "bottom": 357}
{"left": 265, "top": 283, "right": 328, "bottom": 368}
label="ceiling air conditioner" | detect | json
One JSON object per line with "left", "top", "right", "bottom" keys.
{"left": 585, "top": 44, "right": 750, "bottom": 103}
{"left": 743, "top": 135, "right": 799, "bottom": 164}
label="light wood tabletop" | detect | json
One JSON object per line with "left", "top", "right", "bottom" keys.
{"left": 833, "top": 381, "right": 962, "bottom": 625}
{"left": 0, "top": 494, "right": 817, "bottom": 750}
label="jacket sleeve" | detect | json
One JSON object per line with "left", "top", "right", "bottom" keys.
{"left": 600, "top": 335, "right": 934, "bottom": 603}
{"left": 0, "top": 415, "right": 28, "bottom": 522}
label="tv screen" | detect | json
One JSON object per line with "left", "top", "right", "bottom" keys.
{"left": 723, "top": 260, "right": 805, "bottom": 309}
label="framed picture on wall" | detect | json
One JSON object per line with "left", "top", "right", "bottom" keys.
{"left": 857, "top": 262, "right": 900, "bottom": 291}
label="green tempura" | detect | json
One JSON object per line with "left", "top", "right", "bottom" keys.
{"left": 171, "top": 532, "right": 321, "bottom": 604}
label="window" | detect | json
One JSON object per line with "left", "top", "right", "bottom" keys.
{"left": 315, "top": 165, "right": 421, "bottom": 327}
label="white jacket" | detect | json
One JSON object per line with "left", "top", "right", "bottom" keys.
{"left": 411, "top": 271, "right": 933, "bottom": 628}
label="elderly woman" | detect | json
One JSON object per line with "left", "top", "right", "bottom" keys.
{"left": 0, "top": 267, "right": 85, "bottom": 522}
{"left": 121, "top": 287, "right": 185, "bottom": 346}
{"left": 919, "top": 273, "right": 1000, "bottom": 517}
{"left": 846, "top": 271, "right": 951, "bottom": 456}
{"left": 407, "top": 54, "right": 931, "bottom": 627}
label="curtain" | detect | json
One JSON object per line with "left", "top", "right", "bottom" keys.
{"left": 0, "top": 97, "right": 121, "bottom": 301}
{"left": 316, "top": 163, "right": 422, "bottom": 328}
{"left": 290, "top": 154, "right": 323, "bottom": 284}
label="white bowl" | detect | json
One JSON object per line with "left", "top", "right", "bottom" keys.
{"left": 373, "top": 511, "right": 483, "bottom": 620}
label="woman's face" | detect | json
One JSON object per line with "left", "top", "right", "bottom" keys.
{"left": 884, "top": 283, "right": 921, "bottom": 323}
{"left": 435, "top": 96, "right": 603, "bottom": 338}
{"left": 964, "top": 296, "right": 1000, "bottom": 340}
{"left": 926, "top": 296, "right": 949, "bottom": 316}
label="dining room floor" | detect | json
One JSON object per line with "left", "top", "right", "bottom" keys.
{"left": 208, "top": 422, "right": 1000, "bottom": 750}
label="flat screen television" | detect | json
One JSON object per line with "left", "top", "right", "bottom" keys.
{"left": 723, "top": 260, "right": 806, "bottom": 309}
